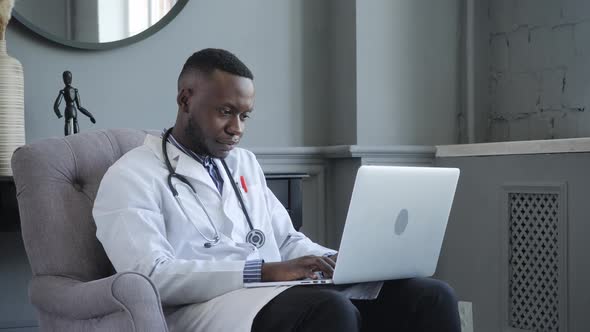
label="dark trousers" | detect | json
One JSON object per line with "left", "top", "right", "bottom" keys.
{"left": 251, "top": 278, "right": 461, "bottom": 332}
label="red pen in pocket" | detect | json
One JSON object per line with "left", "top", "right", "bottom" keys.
{"left": 240, "top": 175, "right": 248, "bottom": 193}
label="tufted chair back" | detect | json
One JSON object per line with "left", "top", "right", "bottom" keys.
{"left": 11, "top": 129, "right": 153, "bottom": 281}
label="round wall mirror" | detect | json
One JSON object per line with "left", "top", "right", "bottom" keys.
{"left": 13, "top": 0, "right": 189, "bottom": 50}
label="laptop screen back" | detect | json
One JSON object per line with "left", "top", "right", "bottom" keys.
{"left": 332, "top": 165, "right": 460, "bottom": 284}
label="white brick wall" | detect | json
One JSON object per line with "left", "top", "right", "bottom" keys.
{"left": 574, "top": 21, "right": 590, "bottom": 57}
{"left": 486, "top": 0, "right": 590, "bottom": 141}
{"left": 551, "top": 25, "right": 575, "bottom": 66}
{"left": 578, "top": 111, "right": 590, "bottom": 136}
{"left": 490, "top": 0, "right": 515, "bottom": 33}
{"left": 490, "top": 34, "right": 509, "bottom": 72}
{"left": 529, "top": 27, "right": 553, "bottom": 70}
{"left": 563, "top": 0, "right": 590, "bottom": 21}
{"left": 508, "top": 28, "right": 531, "bottom": 72}
{"left": 540, "top": 69, "right": 565, "bottom": 110}
{"left": 515, "top": 0, "right": 561, "bottom": 26}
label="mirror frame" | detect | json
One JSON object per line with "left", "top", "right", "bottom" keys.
{"left": 12, "top": 0, "right": 189, "bottom": 50}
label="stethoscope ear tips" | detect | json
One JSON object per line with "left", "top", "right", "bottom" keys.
{"left": 204, "top": 242, "right": 212, "bottom": 248}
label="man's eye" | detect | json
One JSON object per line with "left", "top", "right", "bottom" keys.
{"left": 219, "top": 108, "right": 232, "bottom": 116}
{"left": 241, "top": 113, "right": 251, "bottom": 121}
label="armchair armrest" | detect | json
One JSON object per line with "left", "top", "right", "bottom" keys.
{"left": 30, "top": 272, "right": 168, "bottom": 331}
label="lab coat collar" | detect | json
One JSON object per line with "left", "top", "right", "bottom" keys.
{"left": 144, "top": 134, "right": 224, "bottom": 194}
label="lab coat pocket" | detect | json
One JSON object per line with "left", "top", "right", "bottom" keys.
{"left": 236, "top": 183, "right": 263, "bottom": 213}
{"left": 239, "top": 183, "right": 275, "bottom": 232}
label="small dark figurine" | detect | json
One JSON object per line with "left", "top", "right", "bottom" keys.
{"left": 53, "top": 70, "right": 96, "bottom": 136}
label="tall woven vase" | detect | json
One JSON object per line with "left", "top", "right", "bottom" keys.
{"left": 0, "top": 39, "right": 24, "bottom": 176}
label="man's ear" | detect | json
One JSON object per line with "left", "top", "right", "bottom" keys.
{"left": 176, "top": 89, "right": 190, "bottom": 111}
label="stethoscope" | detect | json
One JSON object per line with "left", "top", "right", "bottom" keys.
{"left": 162, "top": 128, "right": 266, "bottom": 249}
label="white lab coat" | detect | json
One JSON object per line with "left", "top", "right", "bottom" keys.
{"left": 93, "top": 134, "right": 335, "bottom": 332}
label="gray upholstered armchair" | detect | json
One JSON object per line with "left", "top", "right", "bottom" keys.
{"left": 11, "top": 129, "right": 168, "bottom": 331}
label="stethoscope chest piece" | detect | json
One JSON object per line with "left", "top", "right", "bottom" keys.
{"left": 246, "top": 229, "right": 266, "bottom": 248}
{"left": 162, "top": 128, "right": 267, "bottom": 250}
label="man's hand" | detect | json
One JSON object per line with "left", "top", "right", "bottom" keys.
{"left": 90, "top": 117, "right": 96, "bottom": 124}
{"left": 261, "top": 255, "right": 336, "bottom": 282}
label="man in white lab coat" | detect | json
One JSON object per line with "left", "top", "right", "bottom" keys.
{"left": 93, "top": 48, "right": 461, "bottom": 331}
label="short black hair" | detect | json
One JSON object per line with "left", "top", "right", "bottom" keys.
{"left": 179, "top": 48, "right": 253, "bottom": 81}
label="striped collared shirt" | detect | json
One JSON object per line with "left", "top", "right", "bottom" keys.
{"left": 162, "top": 129, "right": 224, "bottom": 194}
{"left": 162, "top": 129, "right": 263, "bottom": 283}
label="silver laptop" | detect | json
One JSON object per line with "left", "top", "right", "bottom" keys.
{"left": 245, "top": 165, "right": 460, "bottom": 288}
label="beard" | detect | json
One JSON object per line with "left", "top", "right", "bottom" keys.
{"left": 184, "top": 115, "right": 210, "bottom": 156}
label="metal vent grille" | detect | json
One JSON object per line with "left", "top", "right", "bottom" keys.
{"left": 508, "top": 193, "right": 560, "bottom": 331}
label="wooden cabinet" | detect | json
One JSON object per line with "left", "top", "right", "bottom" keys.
{"left": 265, "top": 174, "right": 307, "bottom": 231}
{"left": 0, "top": 177, "right": 19, "bottom": 232}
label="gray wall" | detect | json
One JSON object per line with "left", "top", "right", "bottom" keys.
{"left": 6, "top": 0, "right": 461, "bottom": 148}
{"left": 478, "top": 0, "right": 590, "bottom": 142}
{"left": 326, "top": 0, "right": 357, "bottom": 146}
{"left": 6, "top": 0, "right": 333, "bottom": 147}
{"left": 356, "top": 0, "right": 461, "bottom": 146}
{"left": 472, "top": 0, "right": 491, "bottom": 144}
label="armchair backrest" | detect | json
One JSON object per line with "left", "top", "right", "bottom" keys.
{"left": 11, "top": 129, "right": 151, "bottom": 281}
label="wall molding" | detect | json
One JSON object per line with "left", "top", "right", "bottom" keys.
{"left": 437, "top": 137, "right": 590, "bottom": 158}
{"left": 251, "top": 144, "right": 436, "bottom": 246}
{"left": 251, "top": 144, "right": 436, "bottom": 165}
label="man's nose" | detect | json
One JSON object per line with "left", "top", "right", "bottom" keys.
{"left": 227, "top": 115, "right": 244, "bottom": 136}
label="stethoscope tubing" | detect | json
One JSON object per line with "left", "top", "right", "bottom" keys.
{"left": 219, "top": 159, "right": 255, "bottom": 231}
{"left": 161, "top": 128, "right": 259, "bottom": 248}
{"left": 173, "top": 182, "right": 221, "bottom": 245}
